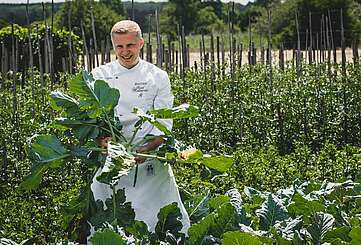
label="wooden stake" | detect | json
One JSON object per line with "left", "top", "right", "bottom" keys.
{"left": 90, "top": 5, "right": 99, "bottom": 67}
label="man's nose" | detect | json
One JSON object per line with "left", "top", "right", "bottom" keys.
{"left": 119, "top": 47, "right": 129, "bottom": 54}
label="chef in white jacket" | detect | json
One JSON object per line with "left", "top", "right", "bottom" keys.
{"left": 90, "top": 20, "right": 190, "bottom": 234}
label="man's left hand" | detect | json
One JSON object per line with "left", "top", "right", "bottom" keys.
{"left": 134, "top": 137, "right": 164, "bottom": 164}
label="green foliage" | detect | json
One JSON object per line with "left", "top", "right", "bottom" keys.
{"left": 154, "top": 202, "right": 183, "bottom": 241}
{"left": 172, "top": 63, "right": 361, "bottom": 154}
{"left": 194, "top": 6, "right": 224, "bottom": 34}
{"left": 166, "top": 0, "right": 201, "bottom": 35}
{"left": 89, "top": 189, "right": 135, "bottom": 230}
{"left": 99, "top": 0, "right": 125, "bottom": 16}
{"left": 1, "top": 39, "right": 361, "bottom": 245}
{"left": 222, "top": 231, "right": 263, "bottom": 245}
{"left": 307, "top": 212, "right": 335, "bottom": 243}
{"left": 256, "top": 194, "right": 289, "bottom": 231}
{"left": 0, "top": 24, "right": 82, "bottom": 73}
{"left": 254, "top": 0, "right": 361, "bottom": 47}
{"left": 0, "top": 3, "right": 63, "bottom": 26}
{"left": 91, "top": 228, "right": 126, "bottom": 245}
{"left": 19, "top": 135, "right": 70, "bottom": 190}
{"left": 7, "top": 70, "right": 222, "bottom": 243}
{"left": 54, "top": 0, "right": 123, "bottom": 46}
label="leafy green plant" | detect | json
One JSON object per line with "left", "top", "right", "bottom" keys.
{"left": 19, "top": 70, "right": 233, "bottom": 241}
{"left": 0, "top": 24, "right": 82, "bottom": 73}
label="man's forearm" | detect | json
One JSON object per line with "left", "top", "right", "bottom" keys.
{"left": 137, "top": 136, "right": 164, "bottom": 153}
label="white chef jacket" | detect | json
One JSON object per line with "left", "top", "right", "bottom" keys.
{"left": 90, "top": 59, "right": 190, "bottom": 234}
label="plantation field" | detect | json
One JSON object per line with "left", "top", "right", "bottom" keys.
{"left": 1, "top": 59, "right": 361, "bottom": 244}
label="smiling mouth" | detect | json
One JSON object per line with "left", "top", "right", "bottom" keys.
{"left": 122, "top": 55, "right": 133, "bottom": 61}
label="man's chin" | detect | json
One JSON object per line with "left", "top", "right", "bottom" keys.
{"left": 119, "top": 60, "right": 136, "bottom": 68}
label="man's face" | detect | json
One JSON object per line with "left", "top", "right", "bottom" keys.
{"left": 112, "top": 32, "right": 144, "bottom": 69}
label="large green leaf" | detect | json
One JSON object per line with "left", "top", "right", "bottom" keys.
{"left": 324, "top": 226, "right": 352, "bottom": 243}
{"left": 91, "top": 228, "right": 126, "bottom": 245}
{"left": 50, "top": 91, "right": 81, "bottom": 117}
{"left": 20, "top": 135, "right": 70, "bottom": 190}
{"left": 69, "top": 71, "right": 119, "bottom": 118}
{"left": 208, "top": 195, "right": 230, "bottom": 210}
{"left": 350, "top": 227, "right": 361, "bottom": 245}
{"left": 149, "top": 103, "right": 199, "bottom": 119}
{"left": 226, "top": 189, "right": 248, "bottom": 224}
{"left": 188, "top": 198, "right": 237, "bottom": 244}
{"left": 188, "top": 213, "right": 215, "bottom": 245}
{"left": 28, "top": 135, "right": 69, "bottom": 163}
{"left": 133, "top": 107, "right": 172, "bottom": 136}
{"left": 222, "top": 231, "right": 263, "bottom": 245}
{"left": 255, "top": 194, "right": 288, "bottom": 231}
{"left": 183, "top": 190, "right": 210, "bottom": 223}
{"left": 306, "top": 212, "right": 335, "bottom": 244}
{"left": 292, "top": 231, "right": 305, "bottom": 245}
{"left": 69, "top": 72, "right": 98, "bottom": 111}
{"left": 209, "top": 202, "right": 238, "bottom": 237}
{"left": 53, "top": 118, "right": 100, "bottom": 143}
{"left": 94, "top": 80, "right": 120, "bottom": 112}
{"left": 155, "top": 202, "right": 183, "bottom": 240}
{"left": 200, "top": 155, "right": 233, "bottom": 173}
{"left": 90, "top": 189, "right": 135, "bottom": 230}
{"left": 287, "top": 193, "right": 325, "bottom": 222}
{"left": 126, "top": 220, "right": 155, "bottom": 244}
{"left": 274, "top": 216, "right": 303, "bottom": 240}
{"left": 62, "top": 184, "right": 95, "bottom": 238}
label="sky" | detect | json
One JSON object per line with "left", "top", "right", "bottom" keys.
{"left": 0, "top": 0, "right": 253, "bottom": 4}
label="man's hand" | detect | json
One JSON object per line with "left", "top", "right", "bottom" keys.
{"left": 95, "top": 136, "right": 112, "bottom": 149}
{"left": 134, "top": 137, "right": 164, "bottom": 164}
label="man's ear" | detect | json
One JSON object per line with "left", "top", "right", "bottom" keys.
{"left": 139, "top": 38, "right": 145, "bottom": 48}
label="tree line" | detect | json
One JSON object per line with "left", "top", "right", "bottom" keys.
{"left": 0, "top": 0, "right": 360, "bottom": 48}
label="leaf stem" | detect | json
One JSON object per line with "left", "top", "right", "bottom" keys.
{"left": 132, "top": 152, "right": 167, "bottom": 161}
{"left": 112, "top": 184, "right": 116, "bottom": 220}
{"left": 104, "top": 113, "right": 116, "bottom": 140}
{"left": 126, "top": 124, "right": 142, "bottom": 148}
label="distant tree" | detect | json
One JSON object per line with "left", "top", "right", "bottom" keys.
{"left": 348, "top": 0, "right": 361, "bottom": 42}
{"left": 253, "top": 0, "right": 360, "bottom": 48}
{"left": 99, "top": 0, "right": 125, "bottom": 16}
{"left": 162, "top": 0, "right": 201, "bottom": 35}
{"left": 160, "top": 0, "right": 226, "bottom": 37}
{"left": 54, "top": 0, "right": 123, "bottom": 46}
{"left": 202, "top": 0, "right": 223, "bottom": 18}
{"left": 160, "top": 3, "right": 178, "bottom": 39}
{"left": 195, "top": 6, "right": 224, "bottom": 34}
{"left": 0, "top": 3, "right": 63, "bottom": 26}
{"left": 0, "top": 19, "right": 8, "bottom": 29}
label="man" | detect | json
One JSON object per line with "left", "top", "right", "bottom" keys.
{"left": 90, "top": 20, "right": 190, "bottom": 234}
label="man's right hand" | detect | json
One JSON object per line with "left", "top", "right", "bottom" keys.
{"left": 95, "top": 136, "right": 112, "bottom": 148}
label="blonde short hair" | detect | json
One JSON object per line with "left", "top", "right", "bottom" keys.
{"left": 110, "top": 20, "right": 142, "bottom": 41}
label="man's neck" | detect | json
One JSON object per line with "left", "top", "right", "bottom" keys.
{"left": 118, "top": 58, "right": 140, "bottom": 69}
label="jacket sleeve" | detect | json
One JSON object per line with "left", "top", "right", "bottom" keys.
{"left": 150, "top": 71, "right": 174, "bottom": 136}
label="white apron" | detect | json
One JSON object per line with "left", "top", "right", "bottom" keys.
{"left": 89, "top": 59, "right": 190, "bottom": 235}
{"left": 91, "top": 158, "right": 190, "bottom": 233}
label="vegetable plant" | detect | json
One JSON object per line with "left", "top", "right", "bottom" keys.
{"left": 19, "top": 70, "right": 233, "bottom": 242}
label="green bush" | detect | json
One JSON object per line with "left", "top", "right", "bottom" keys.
{"left": 0, "top": 24, "right": 82, "bottom": 73}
